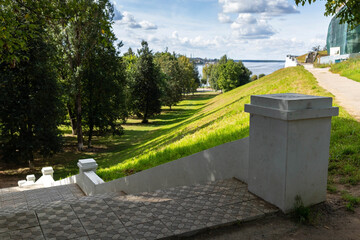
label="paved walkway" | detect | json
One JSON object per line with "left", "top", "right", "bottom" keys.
{"left": 0, "top": 178, "right": 277, "bottom": 239}
{"left": 303, "top": 64, "right": 360, "bottom": 121}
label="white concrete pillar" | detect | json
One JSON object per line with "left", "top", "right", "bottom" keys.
{"left": 245, "top": 93, "right": 338, "bottom": 213}
{"left": 77, "top": 158, "right": 98, "bottom": 173}
{"left": 41, "top": 167, "right": 54, "bottom": 178}
{"left": 26, "top": 174, "right": 36, "bottom": 182}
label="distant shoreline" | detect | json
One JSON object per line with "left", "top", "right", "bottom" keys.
{"left": 239, "top": 60, "right": 285, "bottom": 63}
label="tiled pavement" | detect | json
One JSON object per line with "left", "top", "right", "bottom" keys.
{"left": 0, "top": 178, "right": 278, "bottom": 239}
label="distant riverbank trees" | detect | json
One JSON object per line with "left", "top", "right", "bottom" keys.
{"left": 0, "top": 0, "right": 199, "bottom": 166}
{"left": 202, "top": 55, "right": 251, "bottom": 92}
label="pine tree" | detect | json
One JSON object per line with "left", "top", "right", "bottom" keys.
{"left": 129, "top": 41, "right": 162, "bottom": 123}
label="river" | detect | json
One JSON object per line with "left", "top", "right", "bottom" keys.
{"left": 197, "top": 60, "right": 285, "bottom": 78}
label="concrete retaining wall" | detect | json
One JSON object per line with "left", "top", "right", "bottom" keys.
{"left": 97, "top": 137, "right": 249, "bottom": 195}
{"left": 55, "top": 137, "right": 249, "bottom": 196}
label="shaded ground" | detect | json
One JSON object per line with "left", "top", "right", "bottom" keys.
{"left": 188, "top": 184, "right": 360, "bottom": 240}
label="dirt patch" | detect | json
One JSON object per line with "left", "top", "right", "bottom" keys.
{"left": 0, "top": 174, "right": 27, "bottom": 188}
{"left": 187, "top": 185, "right": 360, "bottom": 240}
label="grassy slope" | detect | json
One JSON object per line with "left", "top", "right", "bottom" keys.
{"left": 296, "top": 53, "right": 307, "bottom": 63}
{"left": 330, "top": 57, "right": 360, "bottom": 83}
{"left": 91, "top": 66, "right": 360, "bottom": 184}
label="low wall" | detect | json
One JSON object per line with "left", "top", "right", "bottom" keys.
{"left": 319, "top": 53, "right": 360, "bottom": 64}
{"left": 97, "top": 137, "right": 249, "bottom": 195}
{"left": 53, "top": 137, "right": 249, "bottom": 196}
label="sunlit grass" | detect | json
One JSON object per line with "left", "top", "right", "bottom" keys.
{"left": 49, "top": 66, "right": 360, "bottom": 185}
{"left": 330, "top": 57, "right": 360, "bottom": 83}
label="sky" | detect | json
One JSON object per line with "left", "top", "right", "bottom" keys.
{"left": 111, "top": 0, "right": 332, "bottom": 60}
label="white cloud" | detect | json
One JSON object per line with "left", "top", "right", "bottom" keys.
{"left": 139, "top": 21, "right": 157, "bottom": 30}
{"left": 218, "top": 0, "right": 299, "bottom": 40}
{"left": 170, "top": 31, "right": 226, "bottom": 49}
{"left": 218, "top": 13, "right": 232, "bottom": 23}
{"left": 231, "top": 14, "right": 275, "bottom": 39}
{"left": 115, "top": 11, "right": 157, "bottom": 30}
{"left": 219, "top": 0, "right": 298, "bottom": 15}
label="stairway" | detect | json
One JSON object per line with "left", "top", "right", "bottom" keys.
{"left": 305, "top": 51, "right": 317, "bottom": 63}
{"left": 0, "top": 178, "right": 278, "bottom": 239}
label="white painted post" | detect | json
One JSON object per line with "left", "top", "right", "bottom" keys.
{"left": 77, "top": 158, "right": 98, "bottom": 173}
{"left": 245, "top": 93, "right": 339, "bottom": 213}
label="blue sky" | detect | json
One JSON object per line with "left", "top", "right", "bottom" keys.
{"left": 112, "top": 0, "right": 331, "bottom": 60}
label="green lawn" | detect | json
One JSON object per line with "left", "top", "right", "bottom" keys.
{"left": 330, "top": 57, "right": 360, "bottom": 83}
{"left": 47, "top": 66, "right": 360, "bottom": 185}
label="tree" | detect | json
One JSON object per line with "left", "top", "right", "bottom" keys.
{"left": 217, "top": 59, "right": 251, "bottom": 92}
{"left": 82, "top": 42, "right": 126, "bottom": 148}
{"left": 204, "top": 55, "right": 251, "bottom": 92}
{"left": 0, "top": 0, "right": 61, "bottom": 66}
{"left": 259, "top": 73, "right": 266, "bottom": 78}
{"left": 155, "top": 52, "right": 182, "bottom": 110}
{"left": 0, "top": 31, "right": 64, "bottom": 168}
{"left": 55, "top": 0, "right": 117, "bottom": 150}
{"left": 203, "top": 63, "right": 220, "bottom": 91}
{"left": 178, "top": 56, "right": 200, "bottom": 94}
{"left": 129, "top": 41, "right": 162, "bottom": 123}
{"left": 294, "top": 0, "right": 360, "bottom": 29}
{"left": 251, "top": 75, "right": 258, "bottom": 81}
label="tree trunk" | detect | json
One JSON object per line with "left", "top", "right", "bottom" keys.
{"left": 28, "top": 152, "right": 34, "bottom": 170}
{"left": 75, "top": 92, "right": 84, "bottom": 151}
{"left": 142, "top": 101, "right": 149, "bottom": 123}
{"left": 88, "top": 121, "right": 93, "bottom": 148}
{"left": 67, "top": 103, "right": 77, "bottom": 135}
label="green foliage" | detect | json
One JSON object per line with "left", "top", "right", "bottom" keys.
{"left": 293, "top": 196, "right": 311, "bottom": 224}
{"left": 178, "top": 56, "right": 200, "bottom": 94}
{"left": 330, "top": 57, "right": 360, "bottom": 83}
{"left": 0, "top": 32, "right": 64, "bottom": 167}
{"left": 327, "top": 184, "right": 337, "bottom": 193}
{"left": 250, "top": 75, "right": 258, "bottom": 81}
{"left": 258, "top": 73, "right": 266, "bottom": 78}
{"left": 129, "top": 41, "right": 162, "bottom": 123}
{"left": 82, "top": 39, "right": 126, "bottom": 147}
{"left": 342, "top": 191, "right": 360, "bottom": 212}
{"left": 0, "top": 0, "right": 58, "bottom": 66}
{"left": 154, "top": 52, "right": 182, "bottom": 109}
{"left": 54, "top": 0, "right": 119, "bottom": 150}
{"left": 294, "top": 0, "right": 360, "bottom": 29}
{"left": 293, "top": 195, "right": 322, "bottom": 225}
{"left": 203, "top": 55, "right": 251, "bottom": 92}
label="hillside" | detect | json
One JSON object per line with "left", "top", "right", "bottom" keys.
{"left": 12, "top": 66, "right": 357, "bottom": 185}
{"left": 92, "top": 66, "right": 360, "bottom": 184}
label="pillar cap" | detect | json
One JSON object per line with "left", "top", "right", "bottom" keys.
{"left": 41, "top": 167, "right": 54, "bottom": 175}
{"left": 78, "top": 158, "right": 98, "bottom": 173}
{"left": 245, "top": 93, "right": 339, "bottom": 120}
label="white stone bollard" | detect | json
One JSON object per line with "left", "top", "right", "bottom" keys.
{"left": 245, "top": 93, "right": 339, "bottom": 213}
{"left": 26, "top": 174, "right": 36, "bottom": 182}
{"left": 41, "top": 167, "right": 54, "bottom": 178}
{"left": 77, "top": 158, "right": 98, "bottom": 173}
